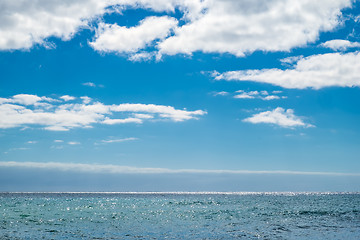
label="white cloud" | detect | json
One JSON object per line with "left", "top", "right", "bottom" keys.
{"left": 320, "top": 39, "right": 360, "bottom": 51}
{"left": 128, "top": 52, "right": 156, "bottom": 62}
{"left": 215, "top": 51, "right": 360, "bottom": 89}
{"left": 0, "top": 94, "right": 206, "bottom": 131}
{"left": 80, "top": 96, "right": 92, "bottom": 104}
{"left": 54, "top": 140, "right": 63, "bottom": 143}
{"left": 133, "top": 113, "right": 154, "bottom": 119}
{"left": 0, "top": 94, "right": 57, "bottom": 106}
{"left": 60, "top": 95, "right": 76, "bottom": 101}
{"left": 11, "top": 94, "right": 42, "bottom": 105}
{"left": 223, "top": 90, "right": 284, "bottom": 100}
{"left": 1, "top": 0, "right": 355, "bottom": 59}
{"left": 90, "top": 16, "right": 178, "bottom": 53}
{"left": 83, "top": 82, "right": 96, "bottom": 87}
{"left": 0, "top": 0, "right": 113, "bottom": 50}
{"left": 0, "top": 161, "right": 358, "bottom": 176}
{"left": 27, "top": 141, "right": 37, "bottom": 144}
{"left": 212, "top": 91, "right": 229, "bottom": 96}
{"left": 101, "top": 137, "right": 137, "bottom": 143}
{"left": 159, "top": 0, "right": 353, "bottom": 57}
{"left": 263, "top": 95, "right": 280, "bottom": 100}
{"left": 68, "top": 141, "right": 81, "bottom": 145}
{"left": 243, "top": 107, "right": 313, "bottom": 128}
{"left": 102, "top": 117, "right": 143, "bottom": 125}
{"left": 234, "top": 93, "right": 255, "bottom": 99}
{"left": 7, "top": 147, "right": 30, "bottom": 152}
{"left": 280, "top": 56, "right": 304, "bottom": 65}
{"left": 109, "top": 103, "right": 206, "bottom": 122}
{"left": 0, "top": 0, "right": 200, "bottom": 51}
{"left": 82, "top": 82, "right": 104, "bottom": 88}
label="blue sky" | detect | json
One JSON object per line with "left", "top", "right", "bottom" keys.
{"left": 0, "top": 0, "right": 360, "bottom": 191}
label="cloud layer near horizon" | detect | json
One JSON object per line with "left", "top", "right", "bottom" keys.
{"left": 0, "top": 94, "right": 206, "bottom": 131}
{"left": 0, "top": 161, "right": 358, "bottom": 176}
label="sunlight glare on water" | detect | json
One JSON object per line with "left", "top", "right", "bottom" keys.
{"left": 1, "top": 192, "right": 360, "bottom": 239}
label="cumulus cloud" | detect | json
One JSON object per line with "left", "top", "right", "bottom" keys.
{"left": 0, "top": 161, "right": 358, "bottom": 176}
{"left": 60, "top": 95, "right": 76, "bottom": 101}
{"left": 0, "top": 94, "right": 57, "bottom": 106}
{"left": 90, "top": 16, "right": 178, "bottom": 53}
{"left": 0, "top": 94, "right": 206, "bottom": 131}
{"left": 0, "top": 0, "right": 189, "bottom": 51}
{"left": 214, "top": 51, "right": 360, "bottom": 89}
{"left": 80, "top": 96, "right": 92, "bottom": 104}
{"left": 0, "top": 0, "right": 113, "bottom": 50}
{"left": 243, "top": 107, "right": 313, "bottom": 128}
{"left": 320, "top": 39, "right": 360, "bottom": 51}
{"left": 159, "top": 0, "right": 353, "bottom": 57}
{"left": 0, "top": 0, "right": 355, "bottom": 59}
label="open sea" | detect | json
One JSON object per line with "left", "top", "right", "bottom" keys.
{"left": 1, "top": 192, "right": 359, "bottom": 239}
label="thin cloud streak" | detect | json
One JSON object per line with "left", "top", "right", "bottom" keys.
{"left": 101, "top": 137, "right": 138, "bottom": 143}
{"left": 0, "top": 161, "right": 358, "bottom": 176}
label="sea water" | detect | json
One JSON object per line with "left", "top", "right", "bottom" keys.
{"left": 1, "top": 192, "right": 359, "bottom": 239}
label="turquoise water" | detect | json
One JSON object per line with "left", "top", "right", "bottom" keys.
{"left": 1, "top": 192, "right": 360, "bottom": 239}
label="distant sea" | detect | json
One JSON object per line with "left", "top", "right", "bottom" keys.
{"left": 1, "top": 192, "right": 360, "bottom": 239}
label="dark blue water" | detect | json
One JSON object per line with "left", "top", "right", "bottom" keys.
{"left": 1, "top": 192, "right": 360, "bottom": 239}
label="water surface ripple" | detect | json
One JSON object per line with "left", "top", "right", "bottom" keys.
{"left": 1, "top": 192, "right": 359, "bottom": 239}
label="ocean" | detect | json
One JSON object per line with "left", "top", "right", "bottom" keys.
{"left": 1, "top": 192, "right": 359, "bottom": 239}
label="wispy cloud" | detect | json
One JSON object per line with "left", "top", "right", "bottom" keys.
{"left": 82, "top": 82, "right": 96, "bottom": 87}
{"left": 82, "top": 82, "right": 104, "bottom": 88}
{"left": 9, "top": 148, "right": 30, "bottom": 151}
{"left": 243, "top": 107, "right": 314, "bottom": 128}
{"left": 128, "top": 52, "right": 156, "bottom": 62}
{"left": 100, "top": 137, "right": 138, "bottom": 144}
{"left": 212, "top": 91, "right": 229, "bottom": 97}
{"left": 0, "top": 94, "right": 206, "bottom": 131}
{"left": 214, "top": 52, "right": 360, "bottom": 89}
{"left": 214, "top": 90, "right": 285, "bottom": 100}
{"left": 0, "top": 161, "right": 358, "bottom": 176}
{"left": 5, "top": 147, "right": 30, "bottom": 154}
{"left": 68, "top": 141, "right": 81, "bottom": 145}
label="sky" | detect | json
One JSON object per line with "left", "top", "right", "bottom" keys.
{"left": 0, "top": 0, "right": 360, "bottom": 192}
